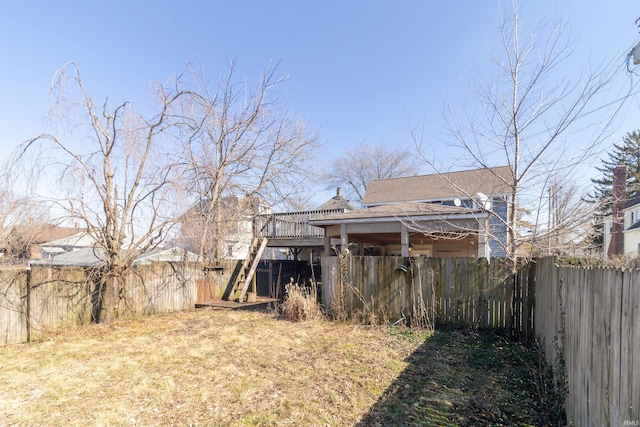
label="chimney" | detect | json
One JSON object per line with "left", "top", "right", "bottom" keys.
{"left": 608, "top": 165, "right": 627, "bottom": 258}
{"left": 336, "top": 187, "right": 342, "bottom": 198}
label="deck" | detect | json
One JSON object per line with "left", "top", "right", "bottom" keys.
{"left": 196, "top": 296, "right": 278, "bottom": 310}
{"left": 253, "top": 209, "right": 343, "bottom": 246}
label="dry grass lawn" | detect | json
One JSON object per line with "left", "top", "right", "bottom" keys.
{"left": 0, "top": 307, "right": 545, "bottom": 426}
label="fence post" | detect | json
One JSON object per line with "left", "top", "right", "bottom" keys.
{"left": 526, "top": 261, "right": 536, "bottom": 341}
{"left": 26, "top": 268, "right": 31, "bottom": 343}
{"left": 505, "top": 272, "right": 514, "bottom": 338}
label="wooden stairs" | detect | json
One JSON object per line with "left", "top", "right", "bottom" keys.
{"left": 227, "top": 237, "right": 268, "bottom": 302}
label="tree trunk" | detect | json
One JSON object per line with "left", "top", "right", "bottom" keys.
{"left": 96, "top": 272, "right": 126, "bottom": 322}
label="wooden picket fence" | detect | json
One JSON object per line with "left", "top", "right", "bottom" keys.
{"left": 322, "top": 255, "right": 639, "bottom": 425}
{"left": 535, "top": 257, "right": 639, "bottom": 427}
{"left": 0, "top": 262, "right": 201, "bottom": 345}
{"left": 321, "top": 256, "right": 535, "bottom": 338}
{"left": 3, "top": 254, "right": 638, "bottom": 424}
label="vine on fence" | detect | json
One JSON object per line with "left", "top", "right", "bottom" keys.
{"left": 531, "top": 277, "right": 567, "bottom": 426}
{"left": 330, "top": 249, "right": 348, "bottom": 322}
{"left": 408, "top": 258, "right": 434, "bottom": 331}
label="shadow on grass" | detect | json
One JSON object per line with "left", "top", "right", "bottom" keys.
{"left": 357, "top": 326, "right": 545, "bottom": 427}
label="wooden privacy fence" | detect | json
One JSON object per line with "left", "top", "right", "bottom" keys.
{"left": 322, "top": 255, "right": 639, "bottom": 425}
{"left": 321, "top": 256, "right": 535, "bottom": 338}
{"left": 535, "top": 257, "right": 639, "bottom": 427}
{"left": 0, "top": 262, "right": 202, "bottom": 345}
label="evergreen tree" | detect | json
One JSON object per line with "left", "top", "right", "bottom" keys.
{"left": 590, "top": 130, "right": 640, "bottom": 247}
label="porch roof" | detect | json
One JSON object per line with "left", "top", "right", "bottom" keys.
{"left": 309, "top": 202, "right": 485, "bottom": 226}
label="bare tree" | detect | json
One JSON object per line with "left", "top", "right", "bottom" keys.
{"left": 414, "top": 3, "right": 617, "bottom": 268}
{"left": 322, "top": 142, "right": 420, "bottom": 204}
{"left": 177, "top": 62, "right": 318, "bottom": 261}
{"left": 0, "top": 152, "right": 51, "bottom": 262}
{"left": 526, "top": 175, "right": 598, "bottom": 257}
{"left": 10, "top": 63, "right": 197, "bottom": 321}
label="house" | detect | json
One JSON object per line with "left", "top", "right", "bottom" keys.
{"left": 315, "top": 188, "right": 357, "bottom": 212}
{"left": 32, "top": 229, "right": 200, "bottom": 266}
{"left": 623, "top": 192, "right": 640, "bottom": 256}
{"left": 603, "top": 165, "right": 640, "bottom": 259}
{"left": 310, "top": 166, "right": 514, "bottom": 258}
{"left": 39, "top": 231, "right": 95, "bottom": 259}
{"left": 604, "top": 191, "right": 640, "bottom": 258}
{"left": 0, "top": 223, "right": 87, "bottom": 262}
{"left": 30, "top": 246, "right": 198, "bottom": 267}
{"left": 180, "top": 195, "right": 273, "bottom": 260}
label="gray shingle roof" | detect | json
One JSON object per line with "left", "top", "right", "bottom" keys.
{"left": 31, "top": 247, "right": 106, "bottom": 266}
{"left": 314, "top": 190, "right": 357, "bottom": 211}
{"left": 31, "top": 247, "right": 198, "bottom": 267}
{"left": 361, "top": 166, "right": 514, "bottom": 206}
{"left": 40, "top": 232, "right": 95, "bottom": 248}
{"left": 625, "top": 191, "right": 640, "bottom": 209}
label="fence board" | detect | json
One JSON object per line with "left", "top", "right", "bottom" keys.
{"left": 0, "top": 268, "right": 28, "bottom": 345}
{"left": 628, "top": 270, "right": 640, "bottom": 426}
{"left": 609, "top": 268, "right": 622, "bottom": 426}
{"left": 620, "top": 269, "right": 639, "bottom": 424}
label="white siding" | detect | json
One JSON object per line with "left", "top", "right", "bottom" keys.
{"left": 624, "top": 228, "right": 640, "bottom": 256}
{"left": 624, "top": 207, "right": 639, "bottom": 229}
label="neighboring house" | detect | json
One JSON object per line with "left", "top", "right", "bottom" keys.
{"left": 604, "top": 191, "right": 640, "bottom": 258}
{"left": 35, "top": 229, "right": 199, "bottom": 266}
{"left": 180, "top": 195, "right": 272, "bottom": 260}
{"left": 39, "top": 231, "right": 95, "bottom": 259}
{"left": 310, "top": 166, "right": 514, "bottom": 258}
{"left": 315, "top": 188, "right": 358, "bottom": 212}
{"left": 0, "top": 223, "right": 87, "bottom": 262}
{"left": 31, "top": 246, "right": 198, "bottom": 267}
{"left": 624, "top": 192, "right": 640, "bottom": 256}
{"left": 603, "top": 165, "right": 640, "bottom": 259}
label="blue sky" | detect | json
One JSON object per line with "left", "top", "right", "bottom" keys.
{"left": 1, "top": 0, "right": 639, "bottom": 201}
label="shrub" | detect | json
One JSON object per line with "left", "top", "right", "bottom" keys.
{"left": 280, "top": 280, "right": 324, "bottom": 322}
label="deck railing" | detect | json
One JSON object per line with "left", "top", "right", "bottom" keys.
{"left": 254, "top": 209, "right": 344, "bottom": 239}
